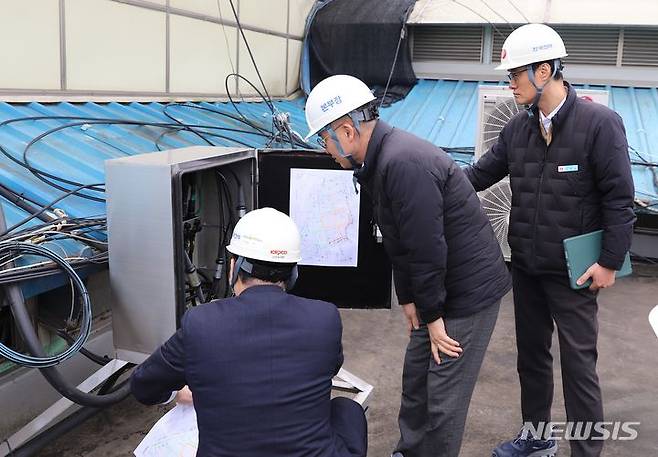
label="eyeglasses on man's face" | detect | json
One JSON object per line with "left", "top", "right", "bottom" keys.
{"left": 507, "top": 68, "right": 528, "bottom": 82}
{"left": 316, "top": 128, "right": 330, "bottom": 148}
{"left": 316, "top": 123, "right": 347, "bottom": 149}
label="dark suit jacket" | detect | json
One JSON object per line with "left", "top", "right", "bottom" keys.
{"left": 131, "top": 285, "right": 345, "bottom": 457}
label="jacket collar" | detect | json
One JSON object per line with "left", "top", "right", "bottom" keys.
{"left": 353, "top": 120, "right": 394, "bottom": 183}
{"left": 237, "top": 284, "right": 286, "bottom": 298}
{"left": 527, "top": 81, "right": 576, "bottom": 132}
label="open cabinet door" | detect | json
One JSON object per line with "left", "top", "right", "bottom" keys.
{"left": 257, "top": 149, "right": 391, "bottom": 309}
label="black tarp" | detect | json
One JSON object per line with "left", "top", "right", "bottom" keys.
{"left": 307, "top": 0, "right": 417, "bottom": 106}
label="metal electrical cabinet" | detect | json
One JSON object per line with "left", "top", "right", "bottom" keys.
{"left": 106, "top": 147, "right": 391, "bottom": 364}
{"left": 106, "top": 147, "right": 257, "bottom": 363}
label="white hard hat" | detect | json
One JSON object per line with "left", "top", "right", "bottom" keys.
{"left": 226, "top": 208, "right": 301, "bottom": 263}
{"left": 496, "top": 23, "right": 568, "bottom": 71}
{"left": 304, "top": 74, "right": 376, "bottom": 140}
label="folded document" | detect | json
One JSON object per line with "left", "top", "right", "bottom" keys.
{"left": 134, "top": 404, "right": 198, "bottom": 457}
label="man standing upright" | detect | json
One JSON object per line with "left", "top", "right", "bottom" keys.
{"left": 465, "top": 23, "right": 636, "bottom": 457}
{"left": 305, "top": 75, "right": 511, "bottom": 457}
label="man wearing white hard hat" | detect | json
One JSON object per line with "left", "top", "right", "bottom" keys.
{"left": 465, "top": 23, "right": 635, "bottom": 457}
{"left": 131, "top": 208, "right": 367, "bottom": 457}
{"left": 305, "top": 75, "right": 511, "bottom": 457}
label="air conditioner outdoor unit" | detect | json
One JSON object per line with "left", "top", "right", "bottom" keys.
{"left": 474, "top": 86, "right": 609, "bottom": 260}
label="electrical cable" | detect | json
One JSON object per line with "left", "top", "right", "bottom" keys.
{"left": 4, "top": 217, "right": 107, "bottom": 246}
{"left": 0, "top": 205, "right": 130, "bottom": 407}
{"left": 504, "top": 0, "right": 530, "bottom": 22}
{"left": 20, "top": 120, "right": 262, "bottom": 197}
{"left": 451, "top": 0, "right": 509, "bottom": 39}
{"left": 0, "top": 183, "right": 105, "bottom": 238}
{"left": 215, "top": 170, "right": 237, "bottom": 298}
{"left": 0, "top": 256, "right": 108, "bottom": 286}
{"left": 159, "top": 105, "right": 273, "bottom": 148}
{"left": 183, "top": 251, "right": 205, "bottom": 305}
{"left": 0, "top": 184, "right": 55, "bottom": 222}
{"left": 1, "top": 113, "right": 296, "bottom": 203}
{"left": 0, "top": 87, "right": 314, "bottom": 208}
{"left": 377, "top": 2, "right": 419, "bottom": 110}
{"left": 227, "top": 0, "right": 274, "bottom": 111}
{"left": 225, "top": 73, "right": 274, "bottom": 129}
{"left": 226, "top": 167, "right": 246, "bottom": 218}
{"left": 0, "top": 241, "right": 92, "bottom": 368}
{"left": 0, "top": 257, "right": 129, "bottom": 407}
{"left": 210, "top": 173, "right": 228, "bottom": 300}
{"left": 163, "top": 106, "right": 217, "bottom": 147}
{"left": 0, "top": 183, "right": 47, "bottom": 209}
{"left": 56, "top": 329, "right": 111, "bottom": 366}
{"left": 166, "top": 102, "right": 271, "bottom": 135}
{"left": 0, "top": 141, "right": 105, "bottom": 202}
{"left": 216, "top": 0, "right": 237, "bottom": 77}
{"left": 478, "top": 0, "right": 515, "bottom": 31}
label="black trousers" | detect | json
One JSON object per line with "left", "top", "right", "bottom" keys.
{"left": 512, "top": 268, "right": 604, "bottom": 457}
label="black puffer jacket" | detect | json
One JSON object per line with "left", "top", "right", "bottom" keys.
{"left": 354, "top": 121, "right": 511, "bottom": 323}
{"left": 466, "top": 82, "right": 636, "bottom": 275}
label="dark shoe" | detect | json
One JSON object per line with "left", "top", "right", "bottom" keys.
{"left": 492, "top": 431, "right": 558, "bottom": 457}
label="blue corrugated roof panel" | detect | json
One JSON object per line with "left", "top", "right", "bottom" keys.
{"left": 0, "top": 79, "right": 656, "bottom": 293}
{"left": 381, "top": 80, "right": 501, "bottom": 146}
{"left": 0, "top": 98, "right": 307, "bottom": 232}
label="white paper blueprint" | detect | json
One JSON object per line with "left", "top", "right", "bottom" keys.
{"left": 289, "top": 168, "right": 360, "bottom": 267}
{"left": 134, "top": 404, "right": 198, "bottom": 457}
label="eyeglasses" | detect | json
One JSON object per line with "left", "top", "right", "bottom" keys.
{"left": 316, "top": 128, "right": 329, "bottom": 149}
{"left": 316, "top": 124, "right": 345, "bottom": 149}
{"left": 507, "top": 68, "right": 528, "bottom": 82}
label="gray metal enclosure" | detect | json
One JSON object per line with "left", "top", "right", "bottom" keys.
{"left": 105, "top": 146, "right": 258, "bottom": 363}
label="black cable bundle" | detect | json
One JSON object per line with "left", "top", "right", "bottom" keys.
{"left": 0, "top": 205, "right": 132, "bottom": 408}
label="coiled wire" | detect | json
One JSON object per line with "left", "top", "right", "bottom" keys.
{"left": 0, "top": 241, "right": 91, "bottom": 368}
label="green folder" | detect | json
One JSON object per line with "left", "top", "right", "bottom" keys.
{"left": 563, "top": 230, "right": 632, "bottom": 290}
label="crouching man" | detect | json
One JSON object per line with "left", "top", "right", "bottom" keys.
{"left": 131, "top": 208, "right": 367, "bottom": 457}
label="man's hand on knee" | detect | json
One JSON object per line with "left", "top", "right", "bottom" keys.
{"left": 427, "top": 318, "right": 462, "bottom": 364}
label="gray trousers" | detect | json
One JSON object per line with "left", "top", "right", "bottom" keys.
{"left": 395, "top": 300, "right": 500, "bottom": 457}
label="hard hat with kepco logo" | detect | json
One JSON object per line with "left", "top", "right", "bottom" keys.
{"left": 496, "top": 23, "right": 568, "bottom": 71}
{"left": 226, "top": 207, "right": 301, "bottom": 263}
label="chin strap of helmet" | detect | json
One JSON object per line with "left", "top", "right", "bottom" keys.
{"left": 322, "top": 102, "right": 380, "bottom": 171}
{"left": 525, "top": 58, "right": 563, "bottom": 118}
{"left": 230, "top": 256, "right": 251, "bottom": 290}
{"left": 286, "top": 266, "right": 299, "bottom": 290}
{"left": 324, "top": 128, "right": 360, "bottom": 170}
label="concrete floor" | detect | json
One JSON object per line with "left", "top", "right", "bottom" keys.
{"left": 41, "top": 270, "right": 658, "bottom": 456}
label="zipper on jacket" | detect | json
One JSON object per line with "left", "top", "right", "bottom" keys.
{"left": 531, "top": 142, "right": 550, "bottom": 271}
